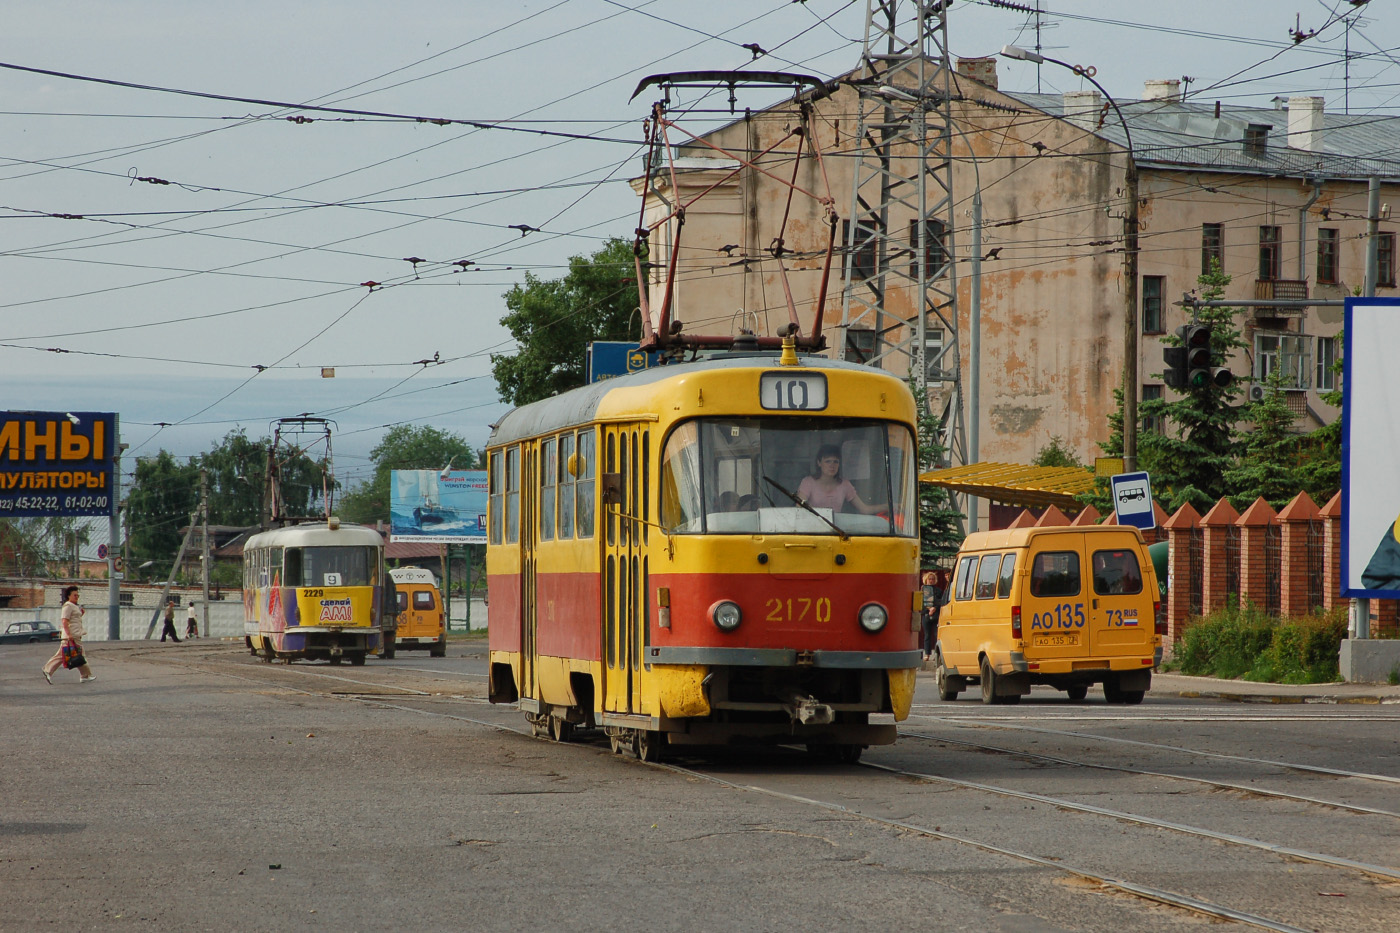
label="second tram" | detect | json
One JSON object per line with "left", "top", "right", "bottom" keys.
{"left": 243, "top": 518, "right": 389, "bottom": 665}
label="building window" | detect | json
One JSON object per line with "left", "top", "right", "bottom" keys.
{"left": 1259, "top": 225, "right": 1282, "bottom": 281}
{"left": 1254, "top": 333, "right": 1308, "bottom": 389}
{"left": 1316, "top": 228, "right": 1339, "bottom": 285}
{"left": 1379, "top": 232, "right": 1396, "bottom": 288}
{"left": 844, "top": 326, "right": 876, "bottom": 364}
{"left": 908, "top": 219, "right": 947, "bottom": 279}
{"left": 924, "top": 328, "right": 947, "bottom": 382}
{"left": 1244, "top": 123, "right": 1271, "bottom": 159}
{"left": 1316, "top": 335, "right": 1338, "bottom": 392}
{"left": 841, "top": 219, "right": 878, "bottom": 281}
{"left": 1201, "top": 223, "right": 1223, "bottom": 276}
{"left": 1141, "top": 384, "right": 1163, "bottom": 435}
{"left": 1142, "top": 276, "right": 1165, "bottom": 334}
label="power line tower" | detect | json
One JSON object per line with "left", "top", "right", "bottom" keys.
{"left": 839, "top": 0, "right": 964, "bottom": 470}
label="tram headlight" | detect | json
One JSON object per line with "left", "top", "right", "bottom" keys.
{"left": 711, "top": 600, "right": 743, "bottom": 632}
{"left": 857, "top": 602, "right": 888, "bottom": 633}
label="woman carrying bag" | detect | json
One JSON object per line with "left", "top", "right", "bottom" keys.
{"left": 42, "top": 585, "right": 96, "bottom": 684}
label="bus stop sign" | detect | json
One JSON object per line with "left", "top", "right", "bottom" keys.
{"left": 1110, "top": 471, "right": 1155, "bottom": 530}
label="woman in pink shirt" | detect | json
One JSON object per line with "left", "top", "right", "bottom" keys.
{"left": 796, "top": 444, "right": 884, "bottom": 514}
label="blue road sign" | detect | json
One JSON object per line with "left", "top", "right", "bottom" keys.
{"left": 587, "top": 341, "right": 658, "bottom": 382}
{"left": 1110, "top": 471, "right": 1155, "bottom": 530}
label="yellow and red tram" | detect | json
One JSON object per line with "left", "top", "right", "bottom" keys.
{"left": 486, "top": 339, "right": 922, "bottom": 761}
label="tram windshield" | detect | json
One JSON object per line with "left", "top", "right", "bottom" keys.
{"left": 660, "top": 418, "right": 917, "bottom": 537}
{"left": 283, "top": 546, "right": 379, "bottom": 587}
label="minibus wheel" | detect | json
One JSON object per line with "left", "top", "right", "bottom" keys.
{"left": 1066, "top": 683, "right": 1089, "bottom": 701}
{"left": 935, "top": 653, "right": 962, "bottom": 702}
{"left": 979, "top": 658, "right": 998, "bottom": 705}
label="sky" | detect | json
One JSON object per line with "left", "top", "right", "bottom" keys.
{"left": 1, "top": 0, "right": 1394, "bottom": 490}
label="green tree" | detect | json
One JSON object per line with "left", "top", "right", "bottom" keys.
{"left": 1032, "top": 435, "right": 1085, "bottom": 469}
{"left": 1222, "top": 368, "right": 1301, "bottom": 509}
{"left": 199, "top": 428, "right": 324, "bottom": 525}
{"left": 1137, "top": 260, "right": 1245, "bottom": 512}
{"left": 492, "top": 237, "right": 641, "bottom": 406}
{"left": 126, "top": 450, "right": 199, "bottom": 570}
{"left": 338, "top": 425, "right": 479, "bottom": 525}
{"left": 1078, "top": 387, "right": 1127, "bottom": 516}
{"left": 909, "top": 379, "right": 963, "bottom": 567}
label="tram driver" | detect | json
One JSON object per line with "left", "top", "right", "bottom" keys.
{"left": 797, "top": 444, "right": 886, "bottom": 515}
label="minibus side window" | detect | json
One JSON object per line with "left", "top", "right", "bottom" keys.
{"left": 1092, "top": 549, "right": 1144, "bottom": 595}
{"left": 996, "top": 553, "right": 1017, "bottom": 598}
{"left": 1030, "top": 551, "right": 1081, "bottom": 598}
{"left": 954, "top": 555, "right": 978, "bottom": 600}
{"left": 975, "top": 554, "right": 999, "bottom": 599}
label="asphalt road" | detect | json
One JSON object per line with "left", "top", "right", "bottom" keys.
{"left": 4, "top": 639, "right": 1399, "bottom": 932}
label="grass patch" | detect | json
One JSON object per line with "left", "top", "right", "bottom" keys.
{"left": 1166, "top": 603, "right": 1346, "bottom": 683}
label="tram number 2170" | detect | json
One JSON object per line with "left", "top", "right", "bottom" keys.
{"left": 765, "top": 597, "right": 833, "bottom": 623}
{"left": 760, "top": 373, "right": 827, "bottom": 411}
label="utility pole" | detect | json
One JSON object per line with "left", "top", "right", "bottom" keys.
{"left": 200, "top": 468, "right": 211, "bottom": 638}
{"left": 107, "top": 431, "right": 125, "bottom": 641}
{"left": 841, "top": 0, "right": 965, "bottom": 476}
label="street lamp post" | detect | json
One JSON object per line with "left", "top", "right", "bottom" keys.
{"left": 1000, "top": 46, "right": 1139, "bottom": 473}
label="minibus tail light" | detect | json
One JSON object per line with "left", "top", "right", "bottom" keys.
{"left": 1011, "top": 605, "right": 1022, "bottom": 640}
{"left": 1154, "top": 600, "right": 1166, "bottom": 636}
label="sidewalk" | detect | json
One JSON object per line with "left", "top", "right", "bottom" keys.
{"left": 1150, "top": 672, "right": 1400, "bottom": 705}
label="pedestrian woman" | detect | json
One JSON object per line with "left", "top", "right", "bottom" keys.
{"left": 42, "top": 585, "right": 95, "bottom": 684}
{"left": 185, "top": 601, "right": 198, "bottom": 640}
{"left": 920, "top": 571, "right": 942, "bottom": 661}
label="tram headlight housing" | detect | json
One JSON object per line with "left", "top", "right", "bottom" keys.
{"left": 711, "top": 600, "right": 743, "bottom": 632}
{"left": 858, "top": 602, "right": 888, "bottom": 634}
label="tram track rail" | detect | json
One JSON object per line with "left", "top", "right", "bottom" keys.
{"left": 908, "top": 713, "right": 1400, "bottom": 786}
{"left": 899, "top": 729, "right": 1400, "bottom": 819}
{"left": 136, "top": 652, "right": 1386, "bottom": 933}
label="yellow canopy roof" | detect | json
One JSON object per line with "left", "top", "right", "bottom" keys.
{"left": 919, "top": 461, "right": 1096, "bottom": 510}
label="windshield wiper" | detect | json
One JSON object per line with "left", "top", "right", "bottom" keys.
{"left": 762, "top": 475, "right": 848, "bottom": 541}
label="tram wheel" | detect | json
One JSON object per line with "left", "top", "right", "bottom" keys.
{"left": 634, "top": 729, "right": 664, "bottom": 763}
{"left": 1066, "top": 683, "right": 1089, "bottom": 701}
{"left": 608, "top": 731, "right": 626, "bottom": 755}
{"left": 349, "top": 652, "right": 366, "bottom": 666}
{"left": 259, "top": 640, "right": 275, "bottom": 664}
{"left": 328, "top": 654, "right": 343, "bottom": 666}
{"left": 836, "top": 744, "right": 863, "bottom": 764}
{"left": 527, "top": 713, "right": 548, "bottom": 738}
{"left": 549, "top": 715, "right": 575, "bottom": 743}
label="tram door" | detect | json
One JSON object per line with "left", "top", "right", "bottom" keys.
{"left": 520, "top": 443, "right": 538, "bottom": 701}
{"left": 603, "top": 425, "right": 645, "bottom": 713}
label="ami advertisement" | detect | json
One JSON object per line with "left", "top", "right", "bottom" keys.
{"left": 389, "top": 469, "right": 488, "bottom": 544}
{"left": 0, "top": 411, "right": 117, "bottom": 518}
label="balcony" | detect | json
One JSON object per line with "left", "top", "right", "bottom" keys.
{"left": 1252, "top": 279, "right": 1308, "bottom": 317}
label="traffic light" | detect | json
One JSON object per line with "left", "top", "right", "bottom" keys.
{"left": 1163, "top": 323, "right": 1232, "bottom": 390}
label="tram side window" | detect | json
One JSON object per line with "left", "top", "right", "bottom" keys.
{"left": 1030, "top": 551, "right": 1081, "bottom": 598}
{"left": 489, "top": 452, "right": 503, "bottom": 545}
{"left": 953, "top": 555, "right": 978, "bottom": 600}
{"left": 539, "top": 437, "right": 556, "bottom": 542}
{"left": 575, "top": 430, "right": 595, "bottom": 538}
{"left": 558, "top": 433, "right": 575, "bottom": 539}
{"left": 975, "top": 554, "right": 1000, "bottom": 599}
{"left": 505, "top": 446, "right": 520, "bottom": 544}
{"left": 660, "top": 422, "right": 703, "bottom": 533}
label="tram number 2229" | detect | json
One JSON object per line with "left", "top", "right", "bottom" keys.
{"left": 766, "top": 597, "right": 833, "bottom": 623}
{"left": 1029, "top": 603, "right": 1085, "bottom": 630}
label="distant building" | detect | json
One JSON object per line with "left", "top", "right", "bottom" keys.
{"left": 630, "top": 59, "right": 1395, "bottom": 484}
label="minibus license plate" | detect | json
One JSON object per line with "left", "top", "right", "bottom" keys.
{"left": 1035, "top": 633, "right": 1080, "bottom": 647}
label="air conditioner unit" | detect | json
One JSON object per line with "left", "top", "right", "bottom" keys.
{"left": 1248, "top": 384, "right": 1266, "bottom": 402}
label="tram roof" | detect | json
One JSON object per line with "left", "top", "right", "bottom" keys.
{"left": 244, "top": 522, "right": 385, "bottom": 549}
{"left": 487, "top": 353, "right": 906, "bottom": 447}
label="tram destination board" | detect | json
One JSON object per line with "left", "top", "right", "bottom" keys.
{"left": 0, "top": 411, "right": 116, "bottom": 517}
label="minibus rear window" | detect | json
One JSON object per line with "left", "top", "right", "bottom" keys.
{"left": 974, "top": 554, "right": 999, "bottom": 599}
{"left": 1030, "top": 551, "right": 1080, "bottom": 598}
{"left": 1092, "top": 549, "right": 1144, "bottom": 595}
{"left": 412, "top": 591, "right": 436, "bottom": 610}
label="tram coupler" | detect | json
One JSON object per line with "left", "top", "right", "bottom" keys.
{"left": 329, "top": 645, "right": 344, "bottom": 659}
{"left": 782, "top": 691, "right": 834, "bottom": 726}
